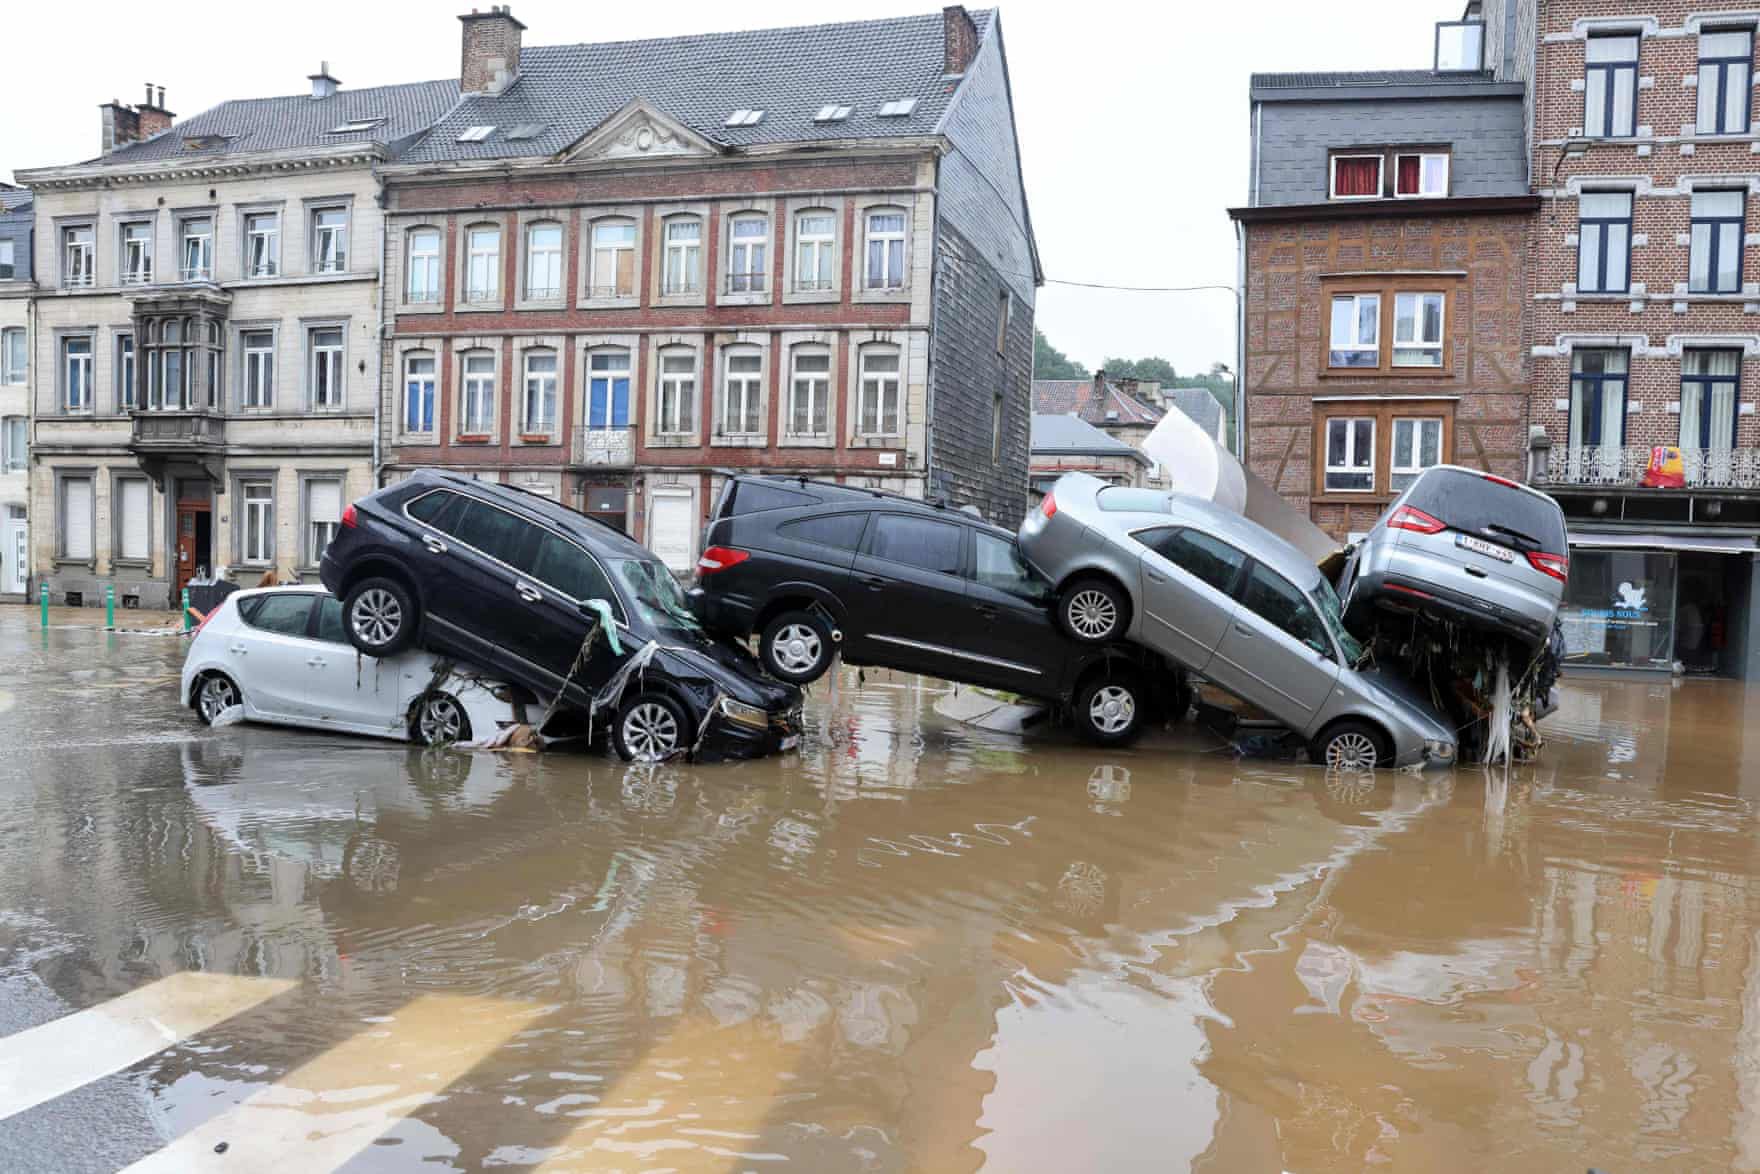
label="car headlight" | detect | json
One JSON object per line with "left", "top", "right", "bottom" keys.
{"left": 1424, "top": 738, "right": 1456, "bottom": 762}
{"left": 718, "top": 697, "right": 770, "bottom": 730}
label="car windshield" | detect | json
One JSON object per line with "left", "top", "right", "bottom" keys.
{"left": 613, "top": 560, "right": 703, "bottom": 636}
{"left": 1313, "top": 577, "right": 1365, "bottom": 665}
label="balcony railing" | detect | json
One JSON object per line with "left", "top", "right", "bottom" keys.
{"left": 572, "top": 426, "right": 634, "bottom": 468}
{"left": 587, "top": 282, "right": 635, "bottom": 300}
{"left": 128, "top": 408, "right": 226, "bottom": 451}
{"left": 1539, "top": 446, "right": 1760, "bottom": 490}
{"left": 725, "top": 272, "right": 767, "bottom": 294}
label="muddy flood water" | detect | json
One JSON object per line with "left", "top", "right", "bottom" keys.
{"left": 3, "top": 607, "right": 1760, "bottom": 1171}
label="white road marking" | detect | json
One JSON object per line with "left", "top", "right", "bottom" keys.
{"left": 0, "top": 971, "right": 295, "bottom": 1122}
{"left": 123, "top": 993, "right": 544, "bottom": 1172}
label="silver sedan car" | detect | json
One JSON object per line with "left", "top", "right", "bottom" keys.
{"left": 1019, "top": 473, "right": 1457, "bottom": 770}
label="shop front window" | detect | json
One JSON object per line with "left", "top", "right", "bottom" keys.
{"left": 1559, "top": 549, "right": 1676, "bottom": 669}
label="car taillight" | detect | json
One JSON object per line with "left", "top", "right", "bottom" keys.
{"left": 1041, "top": 493, "right": 1057, "bottom": 519}
{"left": 341, "top": 503, "right": 358, "bottom": 529}
{"left": 1386, "top": 505, "right": 1446, "bottom": 534}
{"left": 1528, "top": 551, "right": 1569, "bottom": 581}
{"left": 697, "top": 546, "right": 750, "bottom": 575}
{"left": 1481, "top": 473, "right": 1522, "bottom": 489}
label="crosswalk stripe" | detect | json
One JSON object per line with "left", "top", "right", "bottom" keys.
{"left": 0, "top": 971, "right": 296, "bottom": 1123}
{"left": 123, "top": 993, "right": 544, "bottom": 1172}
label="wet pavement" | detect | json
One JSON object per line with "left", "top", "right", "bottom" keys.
{"left": 2, "top": 605, "right": 1759, "bottom": 1171}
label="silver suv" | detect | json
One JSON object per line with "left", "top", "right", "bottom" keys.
{"left": 1018, "top": 473, "right": 1457, "bottom": 770}
{"left": 1339, "top": 465, "right": 1569, "bottom": 653}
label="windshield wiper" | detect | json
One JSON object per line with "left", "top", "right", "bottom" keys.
{"left": 1483, "top": 523, "right": 1540, "bottom": 551}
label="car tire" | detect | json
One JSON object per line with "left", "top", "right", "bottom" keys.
{"left": 612, "top": 692, "right": 691, "bottom": 763}
{"left": 759, "top": 610, "right": 834, "bottom": 684}
{"left": 1073, "top": 672, "right": 1146, "bottom": 746}
{"left": 194, "top": 672, "right": 242, "bottom": 725}
{"left": 1309, "top": 720, "right": 1390, "bottom": 771}
{"left": 413, "top": 692, "right": 472, "bottom": 746}
{"left": 343, "top": 576, "right": 417, "bottom": 657}
{"left": 1058, "top": 577, "right": 1128, "bottom": 644}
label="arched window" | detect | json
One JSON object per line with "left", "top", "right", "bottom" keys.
{"left": 404, "top": 351, "right": 436, "bottom": 435}
{"left": 857, "top": 346, "right": 901, "bottom": 436}
{"left": 720, "top": 347, "right": 762, "bottom": 435}
{"left": 406, "top": 228, "right": 441, "bottom": 302}
{"left": 794, "top": 208, "right": 835, "bottom": 292}
{"left": 863, "top": 208, "right": 907, "bottom": 290}
{"left": 662, "top": 216, "right": 703, "bottom": 295}
{"left": 727, "top": 214, "right": 767, "bottom": 293}
{"left": 656, "top": 347, "right": 697, "bottom": 435}
{"left": 589, "top": 219, "right": 636, "bottom": 298}
{"left": 522, "top": 349, "right": 558, "bottom": 435}
{"left": 587, "top": 349, "right": 631, "bottom": 430}
{"left": 460, "top": 350, "right": 496, "bottom": 436}
{"left": 464, "top": 224, "right": 500, "bottom": 303}
{"left": 789, "top": 346, "right": 831, "bottom": 437}
{"left": 524, "top": 221, "right": 563, "bottom": 300}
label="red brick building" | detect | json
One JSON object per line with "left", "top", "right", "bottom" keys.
{"left": 379, "top": 7, "right": 1039, "bottom": 571}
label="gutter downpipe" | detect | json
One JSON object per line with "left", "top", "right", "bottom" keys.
{"left": 1237, "top": 99, "right": 1261, "bottom": 457}
{"left": 373, "top": 164, "right": 388, "bottom": 486}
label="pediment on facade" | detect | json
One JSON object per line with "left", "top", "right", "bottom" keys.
{"left": 559, "top": 101, "right": 721, "bottom": 163}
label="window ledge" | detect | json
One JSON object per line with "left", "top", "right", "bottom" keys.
{"left": 110, "top": 559, "right": 151, "bottom": 569}
{"left": 454, "top": 301, "right": 506, "bottom": 314}
{"left": 456, "top": 434, "right": 493, "bottom": 445}
{"left": 516, "top": 434, "right": 560, "bottom": 445}
{"left": 783, "top": 289, "right": 841, "bottom": 306}
{"left": 1318, "top": 366, "right": 1452, "bottom": 378}
{"left": 849, "top": 435, "right": 904, "bottom": 447}
{"left": 710, "top": 434, "right": 769, "bottom": 447}
{"left": 396, "top": 433, "right": 439, "bottom": 445}
{"left": 852, "top": 288, "right": 910, "bottom": 304}
{"left": 513, "top": 298, "right": 567, "bottom": 313}
{"left": 779, "top": 434, "right": 836, "bottom": 448}
{"left": 398, "top": 301, "right": 447, "bottom": 316}
{"left": 52, "top": 559, "right": 96, "bottom": 569}
{"left": 647, "top": 434, "right": 701, "bottom": 448}
{"left": 219, "top": 271, "right": 371, "bottom": 290}
{"left": 653, "top": 293, "right": 708, "bottom": 309}
{"left": 716, "top": 292, "right": 772, "bottom": 308}
{"left": 578, "top": 295, "right": 640, "bottom": 311}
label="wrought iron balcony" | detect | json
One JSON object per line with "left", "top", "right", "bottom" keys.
{"left": 572, "top": 426, "right": 634, "bottom": 468}
{"left": 1537, "top": 445, "right": 1760, "bottom": 490}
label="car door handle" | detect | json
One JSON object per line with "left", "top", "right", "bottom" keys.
{"left": 422, "top": 534, "right": 447, "bottom": 554}
{"left": 1464, "top": 566, "right": 1488, "bottom": 579}
{"left": 858, "top": 575, "right": 886, "bottom": 590}
{"left": 306, "top": 657, "right": 326, "bottom": 667}
{"left": 515, "top": 581, "right": 543, "bottom": 603}
{"left": 975, "top": 603, "right": 999, "bottom": 618}
{"left": 1146, "top": 571, "right": 1166, "bottom": 583}
{"left": 227, "top": 643, "right": 247, "bottom": 656}
{"left": 1232, "top": 624, "right": 1255, "bottom": 638}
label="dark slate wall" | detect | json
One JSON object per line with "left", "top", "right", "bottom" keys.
{"left": 0, "top": 198, "right": 32, "bottom": 282}
{"left": 929, "top": 221, "right": 1033, "bottom": 527}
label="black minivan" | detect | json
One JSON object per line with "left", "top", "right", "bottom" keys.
{"left": 691, "top": 476, "right": 1187, "bottom": 745}
{"left": 319, "top": 470, "right": 801, "bottom": 762}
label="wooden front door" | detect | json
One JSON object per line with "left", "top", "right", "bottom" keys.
{"left": 175, "top": 501, "right": 209, "bottom": 596}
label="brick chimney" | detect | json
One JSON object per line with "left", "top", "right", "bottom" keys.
{"left": 943, "top": 5, "right": 979, "bottom": 76}
{"left": 99, "top": 98, "right": 142, "bottom": 155}
{"left": 460, "top": 5, "right": 525, "bottom": 95}
{"left": 136, "top": 84, "right": 174, "bottom": 138}
{"left": 308, "top": 61, "right": 341, "bottom": 99}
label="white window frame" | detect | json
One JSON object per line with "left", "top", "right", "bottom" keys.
{"left": 240, "top": 480, "right": 275, "bottom": 566}
{"left": 657, "top": 348, "right": 697, "bottom": 436}
{"left": 788, "top": 346, "right": 831, "bottom": 438}
{"left": 465, "top": 225, "right": 501, "bottom": 303}
{"left": 727, "top": 214, "right": 768, "bottom": 294}
{"left": 720, "top": 348, "right": 763, "bottom": 436}
{"left": 1323, "top": 417, "right": 1376, "bottom": 493}
{"left": 0, "top": 327, "right": 24, "bottom": 385}
{"left": 862, "top": 209, "right": 907, "bottom": 291}
{"left": 304, "top": 477, "right": 344, "bottom": 567}
{"left": 179, "top": 217, "right": 213, "bottom": 281}
{"left": 114, "top": 475, "right": 152, "bottom": 564}
{"left": 523, "top": 221, "right": 564, "bottom": 301}
{"left": 63, "top": 225, "right": 95, "bottom": 288}
{"left": 857, "top": 346, "right": 902, "bottom": 437}
{"left": 521, "top": 350, "right": 558, "bottom": 435}
{"left": 308, "top": 326, "right": 344, "bottom": 410}
{"left": 0, "top": 239, "right": 13, "bottom": 280}
{"left": 662, "top": 217, "right": 703, "bottom": 296}
{"left": 793, "top": 209, "right": 836, "bottom": 293}
{"left": 406, "top": 227, "right": 441, "bottom": 303}
{"left": 586, "top": 348, "right": 632, "bottom": 430}
{"left": 244, "top": 212, "right": 279, "bottom": 278}
{"left": 241, "top": 330, "right": 275, "bottom": 409}
{"left": 120, "top": 221, "right": 153, "bottom": 285}
{"left": 59, "top": 474, "right": 95, "bottom": 562}
{"left": 116, "top": 333, "right": 136, "bottom": 409}
{"left": 1392, "top": 292, "right": 1445, "bottom": 368}
{"left": 1393, "top": 152, "right": 1449, "bottom": 199}
{"left": 63, "top": 336, "right": 93, "bottom": 413}
{"left": 403, "top": 351, "right": 436, "bottom": 436}
{"left": 1328, "top": 154, "right": 1384, "bottom": 201}
{"left": 1, "top": 415, "right": 27, "bottom": 474}
{"left": 589, "top": 219, "right": 637, "bottom": 299}
{"left": 460, "top": 351, "right": 496, "bottom": 435}
{"left": 311, "top": 206, "right": 348, "bottom": 274}
{"left": 1328, "top": 293, "right": 1381, "bottom": 368}
{"left": 1391, "top": 416, "right": 1444, "bottom": 492}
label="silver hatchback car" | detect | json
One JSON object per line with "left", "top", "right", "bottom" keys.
{"left": 1339, "top": 464, "right": 1569, "bottom": 652}
{"left": 1018, "top": 473, "right": 1457, "bottom": 769}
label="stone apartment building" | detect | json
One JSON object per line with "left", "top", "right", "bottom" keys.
{"left": 15, "top": 78, "right": 456, "bottom": 608}
{"left": 1231, "top": 13, "right": 1538, "bottom": 541}
{"left": 375, "top": 6, "right": 1039, "bottom": 571}
{"left": 0, "top": 185, "right": 30, "bottom": 599}
{"left": 1516, "top": 0, "right": 1760, "bottom": 678}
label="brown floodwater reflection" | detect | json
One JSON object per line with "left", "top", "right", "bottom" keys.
{"left": 3, "top": 609, "right": 1760, "bottom": 1170}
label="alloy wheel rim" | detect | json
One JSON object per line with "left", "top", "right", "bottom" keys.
{"left": 1068, "top": 590, "right": 1117, "bottom": 638}
{"left": 1325, "top": 731, "right": 1379, "bottom": 771}
{"left": 199, "top": 677, "right": 236, "bottom": 722}
{"left": 623, "top": 703, "right": 680, "bottom": 761}
{"left": 352, "top": 588, "right": 402, "bottom": 648}
{"left": 419, "top": 696, "right": 463, "bottom": 744}
{"left": 772, "top": 624, "right": 823, "bottom": 675}
{"left": 1088, "top": 685, "right": 1135, "bottom": 734}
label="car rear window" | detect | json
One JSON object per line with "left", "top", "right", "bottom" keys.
{"left": 1402, "top": 469, "right": 1567, "bottom": 552}
{"left": 867, "top": 514, "right": 963, "bottom": 576}
{"left": 407, "top": 488, "right": 468, "bottom": 533}
{"left": 778, "top": 512, "right": 869, "bottom": 551}
{"left": 727, "top": 481, "right": 818, "bottom": 516}
{"left": 1097, "top": 488, "right": 1171, "bottom": 513}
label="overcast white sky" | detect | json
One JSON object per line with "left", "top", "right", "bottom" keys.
{"left": 2, "top": 0, "right": 1459, "bottom": 377}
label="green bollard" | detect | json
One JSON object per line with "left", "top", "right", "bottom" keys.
{"left": 39, "top": 583, "right": 48, "bottom": 628}
{"left": 182, "top": 587, "right": 192, "bottom": 632}
{"left": 105, "top": 584, "right": 115, "bottom": 631}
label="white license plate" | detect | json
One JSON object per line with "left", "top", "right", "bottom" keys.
{"left": 1456, "top": 533, "right": 1515, "bottom": 563}
{"left": 780, "top": 735, "right": 799, "bottom": 752}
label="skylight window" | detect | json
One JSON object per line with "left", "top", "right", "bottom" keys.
{"left": 506, "top": 123, "right": 547, "bottom": 141}
{"left": 457, "top": 125, "right": 496, "bottom": 143}
{"left": 327, "top": 118, "right": 383, "bottom": 134}
{"left": 814, "top": 105, "right": 853, "bottom": 123}
{"left": 878, "top": 99, "right": 918, "bottom": 118}
{"left": 724, "top": 109, "right": 765, "bottom": 127}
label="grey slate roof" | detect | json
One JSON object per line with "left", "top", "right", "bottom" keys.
{"left": 1030, "top": 413, "right": 1148, "bottom": 463}
{"left": 87, "top": 79, "right": 461, "bottom": 167}
{"left": 1166, "top": 388, "right": 1224, "bottom": 439}
{"left": 398, "top": 10, "right": 994, "bottom": 165}
{"left": 1250, "top": 69, "right": 1521, "bottom": 102}
{"left": 0, "top": 187, "right": 30, "bottom": 212}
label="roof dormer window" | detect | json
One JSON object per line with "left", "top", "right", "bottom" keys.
{"left": 725, "top": 109, "right": 765, "bottom": 127}
{"left": 878, "top": 99, "right": 918, "bottom": 117}
{"left": 457, "top": 125, "right": 496, "bottom": 143}
{"left": 813, "top": 105, "right": 853, "bottom": 123}
{"left": 327, "top": 118, "right": 382, "bottom": 134}
{"left": 1434, "top": 19, "right": 1485, "bottom": 71}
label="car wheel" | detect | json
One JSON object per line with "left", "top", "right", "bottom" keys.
{"left": 195, "top": 672, "right": 241, "bottom": 725}
{"left": 344, "top": 576, "right": 417, "bottom": 657}
{"left": 1059, "top": 577, "right": 1128, "bottom": 643}
{"left": 759, "top": 610, "right": 834, "bottom": 684}
{"left": 613, "top": 692, "right": 690, "bottom": 763}
{"left": 413, "top": 692, "right": 472, "bottom": 746}
{"left": 1310, "top": 720, "right": 1389, "bottom": 771}
{"left": 1073, "top": 673, "right": 1145, "bottom": 746}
